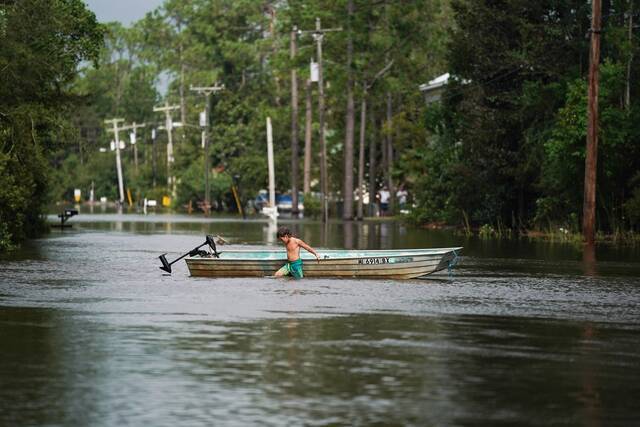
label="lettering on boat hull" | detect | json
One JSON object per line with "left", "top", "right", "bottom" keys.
{"left": 358, "top": 257, "right": 391, "bottom": 265}
{"left": 356, "top": 256, "right": 415, "bottom": 265}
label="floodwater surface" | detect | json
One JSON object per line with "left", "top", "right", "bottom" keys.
{"left": 1, "top": 213, "right": 639, "bottom": 426}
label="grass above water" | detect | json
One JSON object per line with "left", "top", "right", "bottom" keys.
{"left": 420, "top": 220, "right": 640, "bottom": 246}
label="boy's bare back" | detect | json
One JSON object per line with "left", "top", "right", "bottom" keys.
{"left": 276, "top": 226, "right": 320, "bottom": 264}
{"left": 284, "top": 237, "right": 319, "bottom": 261}
{"left": 284, "top": 238, "right": 302, "bottom": 261}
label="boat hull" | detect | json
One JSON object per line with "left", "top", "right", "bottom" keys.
{"left": 185, "top": 248, "right": 461, "bottom": 279}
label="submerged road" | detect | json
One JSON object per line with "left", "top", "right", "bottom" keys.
{"left": 1, "top": 215, "right": 639, "bottom": 426}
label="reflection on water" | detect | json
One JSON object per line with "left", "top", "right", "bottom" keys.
{"left": 263, "top": 219, "right": 278, "bottom": 246}
{"left": 343, "top": 221, "right": 354, "bottom": 249}
{"left": 1, "top": 213, "right": 640, "bottom": 426}
{"left": 1, "top": 309, "right": 639, "bottom": 426}
{"left": 583, "top": 243, "right": 597, "bottom": 277}
{"left": 43, "top": 212, "right": 640, "bottom": 265}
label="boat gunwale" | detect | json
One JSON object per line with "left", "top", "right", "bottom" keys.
{"left": 186, "top": 247, "right": 463, "bottom": 263}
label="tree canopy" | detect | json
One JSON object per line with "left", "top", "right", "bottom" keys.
{"left": 412, "top": 0, "right": 640, "bottom": 234}
{"left": 0, "top": 0, "right": 103, "bottom": 249}
{"left": 4, "top": 0, "right": 640, "bottom": 250}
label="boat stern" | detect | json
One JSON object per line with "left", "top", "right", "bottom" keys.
{"left": 434, "top": 247, "right": 462, "bottom": 274}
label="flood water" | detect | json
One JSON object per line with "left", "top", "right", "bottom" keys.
{"left": 1, "top": 212, "right": 640, "bottom": 426}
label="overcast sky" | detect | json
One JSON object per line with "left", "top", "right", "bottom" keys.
{"left": 83, "top": 0, "right": 165, "bottom": 25}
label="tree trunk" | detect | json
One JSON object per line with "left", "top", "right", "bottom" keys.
{"left": 78, "top": 128, "right": 83, "bottom": 165}
{"left": 381, "top": 117, "right": 388, "bottom": 184}
{"left": 386, "top": 91, "right": 395, "bottom": 213}
{"left": 368, "top": 108, "right": 377, "bottom": 217}
{"left": 625, "top": 0, "right": 633, "bottom": 109}
{"left": 290, "top": 28, "right": 300, "bottom": 215}
{"left": 356, "top": 91, "right": 367, "bottom": 220}
{"left": 179, "top": 59, "right": 186, "bottom": 139}
{"left": 303, "top": 79, "right": 313, "bottom": 194}
{"left": 342, "top": 0, "right": 355, "bottom": 220}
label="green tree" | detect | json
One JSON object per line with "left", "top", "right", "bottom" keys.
{"left": 52, "top": 0, "right": 452, "bottom": 220}
{"left": 0, "top": 0, "right": 103, "bottom": 250}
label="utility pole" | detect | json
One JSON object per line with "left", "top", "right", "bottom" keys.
{"left": 290, "top": 26, "right": 300, "bottom": 216}
{"left": 124, "top": 121, "right": 146, "bottom": 174}
{"left": 264, "top": 117, "right": 278, "bottom": 221}
{"left": 153, "top": 101, "right": 180, "bottom": 196}
{"left": 104, "top": 118, "right": 126, "bottom": 204}
{"left": 303, "top": 79, "right": 313, "bottom": 194}
{"left": 151, "top": 128, "right": 157, "bottom": 187}
{"left": 343, "top": 0, "right": 355, "bottom": 220}
{"left": 300, "top": 18, "right": 342, "bottom": 223}
{"left": 190, "top": 83, "right": 224, "bottom": 214}
{"left": 583, "top": 0, "right": 602, "bottom": 245}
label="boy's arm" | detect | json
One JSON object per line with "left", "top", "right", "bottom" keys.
{"left": 297, "top": 239, "right": 320, "bottom": 262}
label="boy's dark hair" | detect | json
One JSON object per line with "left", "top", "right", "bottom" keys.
{"left": 277, "top": 226, "right": 292, "bottom": 238}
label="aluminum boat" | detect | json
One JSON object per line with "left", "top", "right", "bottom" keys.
{"left": 185, "top": 247, "right": 462, "bottom": 279}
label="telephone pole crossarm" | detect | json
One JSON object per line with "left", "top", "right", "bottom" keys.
{"left": 298, "top": 27, "right": 343, "bottom": 37}
{"left": 119, "top": 122, "right": 147, "bottom": 132}
{"left": 190, "top": 84, "right": 225, "bottom": 97}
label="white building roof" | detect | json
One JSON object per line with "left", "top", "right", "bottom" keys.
{"left": 419, "top": 73, "right": 450, "bottom": 92}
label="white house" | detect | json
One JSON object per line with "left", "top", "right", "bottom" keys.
{"left": 419, "top": 73, "right": 451, "bottom": 104}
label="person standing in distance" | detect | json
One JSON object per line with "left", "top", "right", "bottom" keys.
{"left": 378, "top": 186, "right": 391, "bottom": 217}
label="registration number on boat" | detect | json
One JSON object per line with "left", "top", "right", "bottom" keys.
{"left": 358, "top": 256, "right": 414, "bottom": 265}
{"left": 358, "top": 257, "right": 389, "bottom": 265}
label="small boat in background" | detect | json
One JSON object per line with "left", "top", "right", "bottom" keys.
{"left": 185, "top": 247, "right": 461, "bottom": 279}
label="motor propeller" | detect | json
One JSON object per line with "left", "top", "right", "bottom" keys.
{"left": 158, "top": 234, "right": 220, "bottom": 274}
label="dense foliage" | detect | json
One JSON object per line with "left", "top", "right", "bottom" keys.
{"left": 47, "top": 0, "right": 453, "bottom": 214}
{"left": 5, "top": 0, "right": 640, "bottom": 250}
{"left": 0, "top": 0, "right": 103, "bottom": 250}
{"left": 413, "top": 0, "right": 640, "bottom": 234}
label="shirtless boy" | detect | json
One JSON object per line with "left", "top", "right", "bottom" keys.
{"left": 275, "top": 226, "right": 320, "bottom": 279}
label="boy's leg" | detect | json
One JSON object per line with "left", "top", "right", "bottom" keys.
{"left": 275, "top": 263, "right": 290, "bottom": 277}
